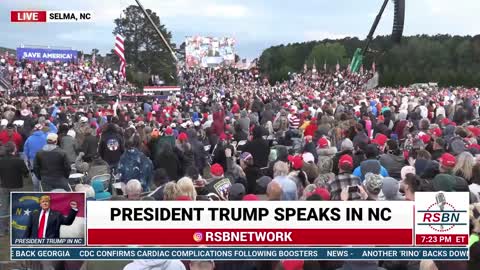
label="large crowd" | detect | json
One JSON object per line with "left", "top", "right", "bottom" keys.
{"left": 0, "top": 54, "right": 479, "bottom": 270}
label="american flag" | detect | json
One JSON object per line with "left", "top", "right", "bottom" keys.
{"left": 114, "top": 34, "right": 126, "bottom": 77}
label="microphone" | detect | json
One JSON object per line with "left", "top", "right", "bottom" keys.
{"left": 436, "top": 192, "right": 446, "bottom": 230}
{"left": 436, "top": 192, "right": 446, "bottom": 211}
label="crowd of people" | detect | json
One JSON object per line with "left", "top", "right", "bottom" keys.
{"left": 0, "top": 54, "right": 479, "bottom": 270}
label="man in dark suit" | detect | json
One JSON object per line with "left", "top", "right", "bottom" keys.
{"left": 23, "top": 195, "right": 78, "bottom": 238}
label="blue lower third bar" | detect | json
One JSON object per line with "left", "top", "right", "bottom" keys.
{"left": 11, "top": 247, "right": 469, "bottom": 261}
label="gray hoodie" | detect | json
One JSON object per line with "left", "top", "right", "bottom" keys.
{"left": 61, "top": 135, "right": 77, "bottom": 164}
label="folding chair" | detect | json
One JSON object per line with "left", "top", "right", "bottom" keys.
{"left": 68, "top": 173, "right": 85, "bottom": 191}
{"left": 90, "top": 174, "right": 111, "bottom": 192}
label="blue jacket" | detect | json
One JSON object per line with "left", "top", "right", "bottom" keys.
{"left": 353, "top": 159, "right": 389, "bottom": 181}
{"left": 117, "top": 148, "right": 153, "bottom": 191}
{"left": 47, "top": 122, "right": 58, "bottom": 134}
{"left": 24, "top": 131, "right": 47, "bottom": 161}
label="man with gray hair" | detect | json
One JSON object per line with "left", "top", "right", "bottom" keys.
{"left": 126, "top": 179, "right": 142, "bottom": 200}
{"left": 273, "top": 161, "right": 289, "bottom": 178}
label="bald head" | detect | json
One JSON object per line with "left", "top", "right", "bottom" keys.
{"left": 267, "top": 181, "right": 282, "bottom": 201}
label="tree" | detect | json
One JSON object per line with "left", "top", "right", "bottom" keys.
{"left": 307, "top": 43, "right": 348, "bottom": 71}
{"left": 259, "top": 34, "right": 480, "bottom": 87}
{"left": 113, "top": 5, "right": 177, "bottom": 86}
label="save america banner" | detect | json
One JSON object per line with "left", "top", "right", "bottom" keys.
{"left": 16, "top": 47, "right": 78, "bottom": 62}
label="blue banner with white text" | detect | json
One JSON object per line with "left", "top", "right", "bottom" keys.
{"left": 16, "top": 47, "right": 78, "bottom": 62}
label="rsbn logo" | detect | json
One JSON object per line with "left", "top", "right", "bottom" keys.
{"left": 417, "top": 192, "right": 467, "bottom": 232}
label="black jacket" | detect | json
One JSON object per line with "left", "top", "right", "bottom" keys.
{"left": 154, "top": 149, "right": 180, "bottom": 181}
{"left": 241, "top": 138, "right": 270, "bottom": 168}
{"left": 244, "top": 165, "right": 262, "bottom": 194}
{"left": 81, "top": 134, "right": 99, "bottom": 163}
{"left": 187, "top": 129, "right": 208, "bottom": 171}
{"left": 98, "top": 131, "right": 124, "bottom": 166}
{"left": 33, "top": 145, "right": 71, "bottom": 180}
{"left": 0, "top": 154, "right": 29, "bottom": 188}
{"left": 23, "top": 208, "right": 77, "bottom": 238}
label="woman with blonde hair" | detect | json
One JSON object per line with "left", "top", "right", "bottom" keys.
{"left": 453, "top": 152, "right": 475, "bottom": 182}
{"left": 163, "top": 182, "right": 179, "bottom": 201}
{"left": 176, "top": 177, "right": 197, "bottom": 200}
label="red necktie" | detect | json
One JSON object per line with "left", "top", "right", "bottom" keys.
{"left": 37, "top": 210, "right": 47, "bottom": 238}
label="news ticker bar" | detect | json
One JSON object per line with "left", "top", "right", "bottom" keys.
{"left": 11, "top": 247, "right": 469, "bottom": 261}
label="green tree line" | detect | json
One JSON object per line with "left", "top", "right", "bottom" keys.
{"left": 258, "top": 35, "right": 480, "bottom": 87}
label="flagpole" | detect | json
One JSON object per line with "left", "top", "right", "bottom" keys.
{"left": 134, "top": 0, "right": 178, "bottom": 62}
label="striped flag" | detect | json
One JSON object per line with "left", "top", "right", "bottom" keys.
{"left": 92, "top": 52, "right": 96, "bottom": 65}
{"left": 114, "top": 34, "right": 126, "bottom": 77}
{"left": 336, "top": 60, "right": 340, "bottom": 72}
{"left": 372, "top": 61, "right": 376, "bottom": 73}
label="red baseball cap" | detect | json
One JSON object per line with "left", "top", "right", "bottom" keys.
{"left": 419, "top": 134, "right": 431, "bottom": 144}
{"left": 210, "top": 163, "right": 224, "bottom": 177}
{"left": 178, "top": 132, "right": 188, "bottom": 142}
{"left": 242, "top": 194, "right": 259, "bottom": 201}
{"left": 288, "top": 155, "right": 304, "bottom": 170}
{"left": 469, "top": 144, "right": 480, "bottom": 151}
{"left": 308, "top": 187, "right": 331, "bottom": 201}
{"left": 339, "top": 154, "right": 353, "bottom": 167}
{"left": 372, "top": 134, "right": 388, "bottom": 146}
{"left": 467, "top": 126, "right": 480, "bottom": 137}
{"left": 219, "top": 133, "right": 227, "bottom": 141}
{"left": 441, "top": 118, "right": 450, "bottom": 125}
{"left": 430, "top": 127, "right": 442, "bottom": 137}
{"left": 439, "top": 153, "right": 456, "bottom": 168}
{"left": 165, "top": 127, "right": 173, "bottom": 135}
{"left": 317, "top": 137, "right": 329, "bottom": 148}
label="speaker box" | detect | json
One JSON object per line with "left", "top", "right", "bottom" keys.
{"left": 392, "top": 0, "right": 405, "bottom": 43}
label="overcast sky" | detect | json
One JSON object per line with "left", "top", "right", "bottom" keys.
{"left": 1, "top": 0, "right": 478, "bottom": 59}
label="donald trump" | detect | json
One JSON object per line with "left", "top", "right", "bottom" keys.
{"left": 23, "top": 195, "right": 78, "bottom": 239}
